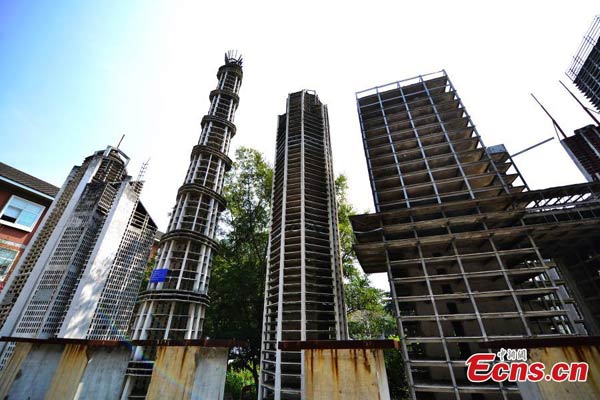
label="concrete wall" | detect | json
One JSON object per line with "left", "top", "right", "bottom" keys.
{"left": 518, "top": 344, "right": 600, "bottom": 400}
{"left": 0, "top": 342, "right": 229, "bottom": 400}
{"left": 0, "top": 343, "right": 131, "bottom": 400}
{"left": 0, "top": 342, "right": 63, "bottom": 399}
{"left": 147, "top": 346, "right": 229, "bottom": 400}
{"left": 46, "top": 344, "right": 89, "bottom": 400}
{"left": 74, "top": 346, "right": 131, "bottom": 400}
{"left": 303, "top": 348, "right": 390, "bottom": 400}
{"left": 192, "top": 347, "right": 229, "bottom": 399}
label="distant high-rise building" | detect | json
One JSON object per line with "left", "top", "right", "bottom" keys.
{"left": 259, "top": 90, "right": 347, "bottom": 400}
{"left": 0, "top": 146, "right": 156, "bottom": 367}
{"left": 351, "top": 71, "right": 599, "bottom": 400}
{"left": 122, "top": 52, "right": 243, "bottom": 399}
{"left": 568, "top": 15, "right": 600, "bottom": 111}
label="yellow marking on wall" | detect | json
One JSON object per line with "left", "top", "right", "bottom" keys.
{"left": 304, "top": 348, "right": 390, "bottom": 400}
{"left": 147, "top": 346, "right": 199, "bottom": 400}
{"left": 0, "top": 342, "right": 32, "bottom": 399}
{"left": 45, "top": 344, "right": 88, "bottom": 400}
{"left": 529, "top": 345, "right": 600, "bottom": 400}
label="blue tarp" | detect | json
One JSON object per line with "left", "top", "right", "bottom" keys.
{"left": 150, "top": 268, "right": 168, "bottom": 283}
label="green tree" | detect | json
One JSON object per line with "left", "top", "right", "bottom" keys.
{"left": 335, "top": 174, "right": 407, "bottom": 399}
{"left": 335, "top": 174, "right": 358, "bottom": 277}
{"left": 385, "top": 342, "right": 410, "bottom": 400}
{"left": 139, "top": 254, "right": 156, "bottom": 291}
{"left": 224, "top": 368, "right": 256, "bottom": 400}
{"left": 334, "top": 174, "right": 395, "bottom": 339}
{"left": 207, "top": 153, "right": 406, "bottom": 398}
{"left": 204, "top": 147, "right": 273, "bottom": 395}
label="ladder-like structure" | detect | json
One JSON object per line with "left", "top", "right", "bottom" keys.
{"left": 259, "top": 90, "right": 347, "bottom": 400}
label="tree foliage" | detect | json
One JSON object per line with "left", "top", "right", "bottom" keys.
{"left": 204, "top": 147, "right": 273, "bottom": 394}
{"left": 335, "top": 174, "right": 407, "bottom": 399}
{"left": 334, "top": 174, "right": 395, "bottom": 339}
{"left": 224, "top": 368, "right": 255, "bottom": 400}
{"left": 385, "top": 343, "right": 410, "bottom": 400}
{"left": 206, "top": 150, "right": 406, "bottom": 398}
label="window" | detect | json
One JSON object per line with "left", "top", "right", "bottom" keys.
{"left": 0, "top": 195, "right": 45, "bottom": 231}
{"left": 0, "top": 248, "right": 18, "bottom": 280}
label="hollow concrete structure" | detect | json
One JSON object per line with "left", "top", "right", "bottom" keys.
{"left": 0, "top": 146, "right": 156, "bottom": 369}
{"left": 259, "top": 90, "right": 348, "bottom": 400}
{"left": 351, "top": 71, "right": 600, "bottom": 400}
{"left": 122, "top": 52, "right": 243, "bottom": 399}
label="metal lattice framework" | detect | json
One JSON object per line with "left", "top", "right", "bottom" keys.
{"left": 567, "top": 15, "right": 600, "bottom": 111}
{"left": 122, "top": 53, "right": 242, "bottom": 399}
{"left": 351, "top": 71, "right": 600, "bottom": 400}
{"left": 259, "top": 90, "right": 348, "bottom": 400}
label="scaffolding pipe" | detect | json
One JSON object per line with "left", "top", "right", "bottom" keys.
{"left": 531, "top": 93, "right": 568, "bottom": 140}
{"left": 559, "top": 80, "right": 600, "bottom": 126}
{"left": 512, "top": 137, "right": 555, "bottom": 157}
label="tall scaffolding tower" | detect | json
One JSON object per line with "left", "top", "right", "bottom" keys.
{"left": 351, "top": 71, "right": 600, "bottom": 400}
{"left": 259, "top": 90, "right": 348, "bottom": 400}
{"left": 122, "top": 52, "right": 243, "bottom": 399}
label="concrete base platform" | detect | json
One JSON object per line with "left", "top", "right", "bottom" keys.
{"left": 0, "top": 342, "right": 130, "bottom": 400}
{"left": 484, "top": 336, "right": 600, "bottom": 400}
{"left": 0, "top": 337, "right": 237, "bottom": 400}
{"left": 146, "top": 346, "right": 228, "bottom": 400}
{"left": 279, "top": 339, "right": 397, "bottom": 400}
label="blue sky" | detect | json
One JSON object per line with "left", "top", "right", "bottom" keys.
{"left": 1, "top": 1, "right": 599, "bottom": 241}
{"left": 1, "top": 1, "right": 164, "bottom": 184}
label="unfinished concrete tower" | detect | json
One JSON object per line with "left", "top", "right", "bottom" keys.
{"left": 350, "top": 71, "right": 600, "bottom": 400}
{"left": 259, "top": 90, "right": 348, "bottom": 400}
{"left": 122, "top": 52, "right": 242, "bottom": 399}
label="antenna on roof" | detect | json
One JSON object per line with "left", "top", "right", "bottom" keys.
{"left": 224, "top": 50, "right": 243, "bottom": 66}
{"left": 531, "top": 93, "right": 568, "bottom": 140}
{"left": 559, "top": 80, "right": 600, "bottom": 126}
{"left": 116, "top": 134, "right": 125, "bottom": 149}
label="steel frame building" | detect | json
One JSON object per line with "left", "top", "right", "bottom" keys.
{"left": 0, "top": 146, "right": 156, "bottom": 368}
{"left": 351, "top": 71, "right": 600, "bottom": 400}
{"left": 122, "top": 52, "right": 243, "bottom": 399}
{"left": 259, "top": 90, "right": 348, "bottom": 400}
{"left": 560, "top": 124, "right": 600, "bottom": 182}
{"left": 568, "top": 15, "right": 600, "bottom": 111}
